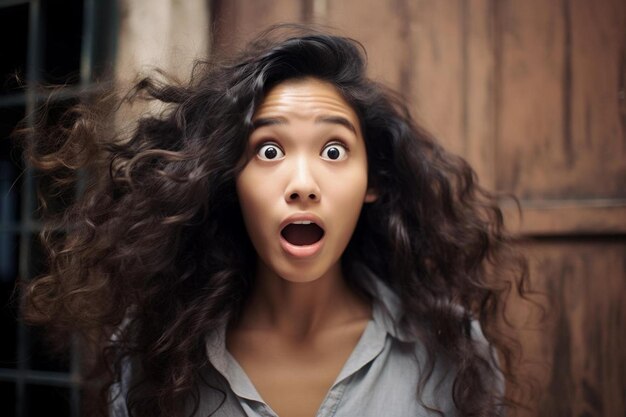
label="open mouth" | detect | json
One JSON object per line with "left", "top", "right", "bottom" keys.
{"left": 281, "top": 221, "right": 325, "bottom": 246}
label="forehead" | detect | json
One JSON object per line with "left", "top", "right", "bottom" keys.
{"left": 254, "top": 78, "right": 360, "bottom": 128}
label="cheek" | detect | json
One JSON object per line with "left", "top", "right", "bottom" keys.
{"left": 325, "top": 168, "right": 369, "bottom": 219}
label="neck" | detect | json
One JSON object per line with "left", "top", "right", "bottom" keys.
{"left": 238, "top": 261, "right": 370, "bottom": 339}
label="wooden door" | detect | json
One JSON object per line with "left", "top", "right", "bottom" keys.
{"left": 210, "top": 1, "right": 626, "bottom": 415}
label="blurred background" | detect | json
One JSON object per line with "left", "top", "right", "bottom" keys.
{"left": 0, "top": 0, "right": 624, "bottom": 416}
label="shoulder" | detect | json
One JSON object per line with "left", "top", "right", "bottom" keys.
{"left": 365, "top": 274, "right": 504, "bottom": 410}
{"left": 109, "top": 360, "right": 248, "bottom": 417}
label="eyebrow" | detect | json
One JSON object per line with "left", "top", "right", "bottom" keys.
{"left": 316, "top": 115, "right": 357, "bottom": 134}
{"left": 252, "top": 115, "right": 358, "bottom": 134}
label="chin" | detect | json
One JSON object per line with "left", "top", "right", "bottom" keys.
{"left": 265, "top": 258, "right": 337, "bottom": 285}
{"left": 276, "top": 267, "right": 328, "bottom": 284}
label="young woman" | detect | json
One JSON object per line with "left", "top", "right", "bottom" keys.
{"left": 23, "top": 25, "right": 529, "bottom": 417}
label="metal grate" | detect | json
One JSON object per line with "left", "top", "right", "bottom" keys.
{"left": 0, "top": 0, "right": 116, "bottom": 415}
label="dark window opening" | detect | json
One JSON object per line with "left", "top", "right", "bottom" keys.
{"left": 0, "top": 1, "right": 116, "bottom": 416}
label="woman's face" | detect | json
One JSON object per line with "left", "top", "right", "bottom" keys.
{"left": 236, "top": 77, "right": 376, "bottom": 284}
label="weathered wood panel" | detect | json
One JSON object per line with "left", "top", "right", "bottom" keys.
{"left": 406, "top": 0, "right": 465, "bottom": 156}
{"left": 517, "top": 240, "right": 626, "bottom": 417}
{"left": 463, "top": 0, "right": 497, "bottom": 188}
{"left": 496, "top": 0, "right": 626, "bottom": 199}
{"left": 325, "top": 0, "right": 409, "bottom": 92}
{"left": 211, "top": 0, "right": 304, "bottom": 52}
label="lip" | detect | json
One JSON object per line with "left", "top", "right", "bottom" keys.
{"left": 279, "top": 213, "right": 325, "bottom": 258}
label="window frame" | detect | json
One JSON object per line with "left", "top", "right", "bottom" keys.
{"left": 0, "top": 1, "right": 117, "bottom": 415}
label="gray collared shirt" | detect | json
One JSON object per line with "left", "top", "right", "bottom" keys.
{"left": 189, "top": 278, "right": 501, "bottom": 417}
{"left": 111, "top": 277, "right": 501, "bottom": 417}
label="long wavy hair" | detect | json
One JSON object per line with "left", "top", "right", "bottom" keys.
{"left": 21, "top": 25, "right": 532, "bottom": 417}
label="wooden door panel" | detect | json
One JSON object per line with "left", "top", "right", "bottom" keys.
{"left": 211, "top": 0, "right": 304, "bottom": 52}
{"left": 326, "top": 0, "right": 409, "bottom": 92}
{"left": 497, "top": 0, "right": 626, "bottom": 200}
{"left": 406, "top": 0, "right": 465, "bottom": 157}
{"left": 520, "top": 240, "right": 626, "bottom": 417}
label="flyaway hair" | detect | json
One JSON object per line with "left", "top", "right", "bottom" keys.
{"left": 21, "top": 24, "right": 534, "bottom": 417}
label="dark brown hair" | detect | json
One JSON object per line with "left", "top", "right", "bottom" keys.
{"left": 22, "top": 25, "right": 533, "bottom": 416}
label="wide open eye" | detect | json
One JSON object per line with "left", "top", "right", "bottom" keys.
{"left": 320, "top": 142, "right": 348, "bottom": 161}
{"left": 257, "top": 143, "right": 285, "bottom": 161}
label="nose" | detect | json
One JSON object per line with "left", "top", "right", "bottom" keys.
{"left": 284, "top": 157, "right": 320, "bottom": 203}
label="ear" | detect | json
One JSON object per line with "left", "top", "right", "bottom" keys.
{"left": 364, "top": 188, "right": 378, "bottom": 203}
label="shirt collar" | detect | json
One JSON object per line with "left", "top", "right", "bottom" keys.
{"left": 204, "top": 269, "right": 415, "bottom": 402}
{"left": 205, "top": 321, "right": 263, "bottom": 402}
{"left": 359, "top": 267, "right": 417, "bottom": 343}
